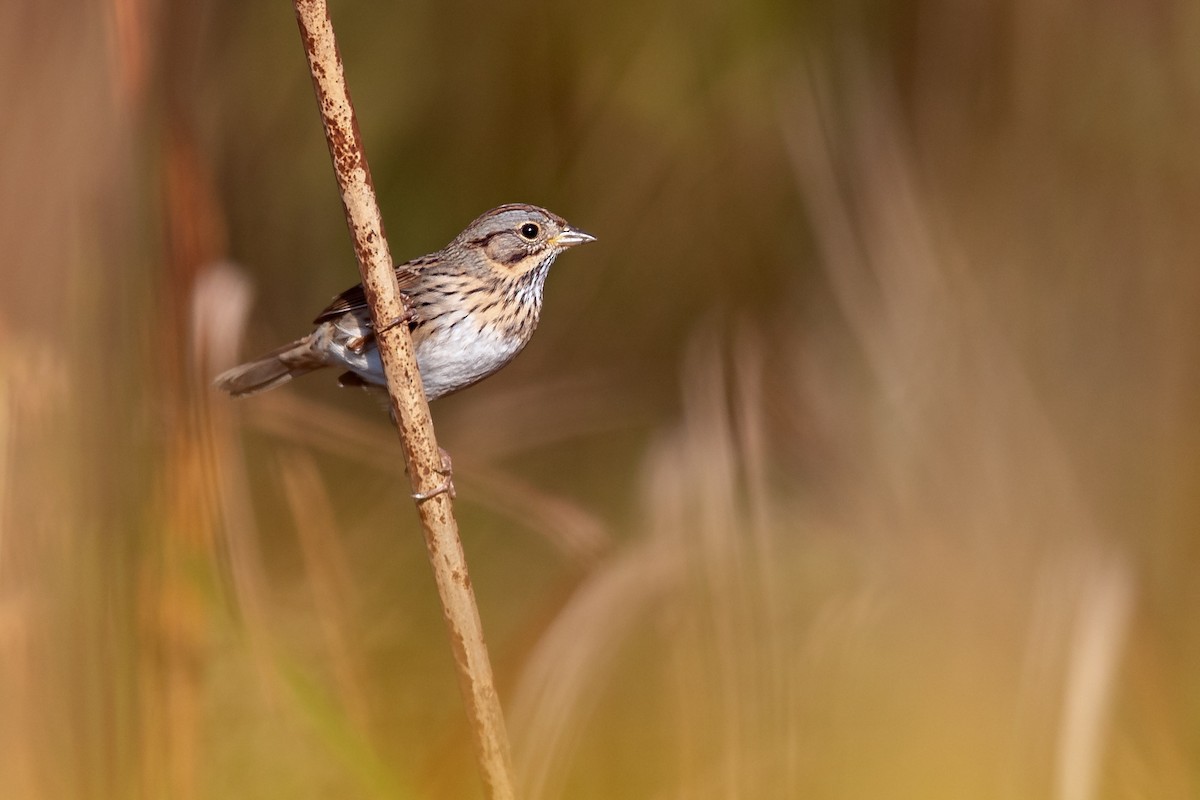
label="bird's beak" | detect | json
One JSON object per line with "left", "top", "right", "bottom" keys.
{"left": 551, "top": 227, "right": 597, "bottom": 248}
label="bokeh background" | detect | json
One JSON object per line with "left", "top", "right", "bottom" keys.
{"left": 2, "top": 0, "right": 1198, "bottom": 798}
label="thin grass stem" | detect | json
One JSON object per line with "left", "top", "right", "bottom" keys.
{"left": 290, "top": 3, "right": 516, "bottom": 797}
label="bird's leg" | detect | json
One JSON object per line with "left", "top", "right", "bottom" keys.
{"left": 347, "top": 295, "right": 414, "bottom": 354}
{"left": 412, "top": 447, "right": 456, "bottom": 502}
{"left": 346, "top": 334, "right": 372, "bottom": 354}
{"left": 375, "top": 293, "right": 416, "bottom": 336}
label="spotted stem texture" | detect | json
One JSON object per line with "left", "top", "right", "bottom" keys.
{"left": 290, "top": 2, "right": 517, "bottom": 798}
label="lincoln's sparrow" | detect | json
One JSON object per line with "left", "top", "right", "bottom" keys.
{"left": 215, "top": 204, "right": 595, "bottom": 400}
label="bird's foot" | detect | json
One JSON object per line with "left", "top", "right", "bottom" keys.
{"left": 412, "top": 447, "right": 456, "bottom": 502}
{"left": 375, "top": 299, "right": 415, "bottom": 336}
{"left": 348, "top": 299, "right": 414, "bottom": 354}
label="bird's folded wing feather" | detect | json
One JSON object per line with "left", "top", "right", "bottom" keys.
{"left": 312, "top": 261, "right": 426, "bottom": 325}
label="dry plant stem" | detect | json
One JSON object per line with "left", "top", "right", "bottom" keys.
{"left": 290, "top": 3, "right": 517, "bottom": 798}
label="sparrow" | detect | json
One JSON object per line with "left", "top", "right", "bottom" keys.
{"left": 214, "top": 203, "right": 595, "bottom": 401}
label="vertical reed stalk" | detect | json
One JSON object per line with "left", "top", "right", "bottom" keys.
{"left": 290, "top": 3, "right": 516, "bottom": 797}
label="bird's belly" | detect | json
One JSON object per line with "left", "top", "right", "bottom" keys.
{"left": 322, "top": 315, "right": 524, "bottom": 401}
{"left": 415, "top": 321, "right": 524, "bottom": 400}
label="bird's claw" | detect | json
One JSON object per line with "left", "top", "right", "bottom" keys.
{"left": 350, "top": 302, "right": 414, "bottom": 354}
{"left": 411, "top": 448, "right": 456, "bottom": 502}
{"left": 412, "top": 480, "right": 455, "bottom": 501}
{"left": 376, "top": 302, "right": 415, "bottom": 335}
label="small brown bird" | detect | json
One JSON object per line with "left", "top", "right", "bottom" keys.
{"left": 214, "top": 204, "right": 595, "bottom": 400}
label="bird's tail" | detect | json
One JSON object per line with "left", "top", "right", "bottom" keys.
{"left": 213, "top": 336, "right": 323, "bottom": 397}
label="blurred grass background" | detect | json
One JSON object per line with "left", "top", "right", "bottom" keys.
{"left": 2, "top": 0, "right": 1198, "bottom": 798}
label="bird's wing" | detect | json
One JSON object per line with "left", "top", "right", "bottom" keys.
{"left": 312, "top": 258, "right": 430, "bottom": 325}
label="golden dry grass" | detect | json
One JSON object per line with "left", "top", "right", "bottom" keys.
{"left": 1, "top": 0, "right": 1197, "bottom": 798}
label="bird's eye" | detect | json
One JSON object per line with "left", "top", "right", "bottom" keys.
{"left": 520, "top": 223, "right": 540, "bottom": 240}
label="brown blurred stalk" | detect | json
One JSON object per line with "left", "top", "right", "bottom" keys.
{"left": 290, "top": 2, "right": 516, "bottom": 798}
